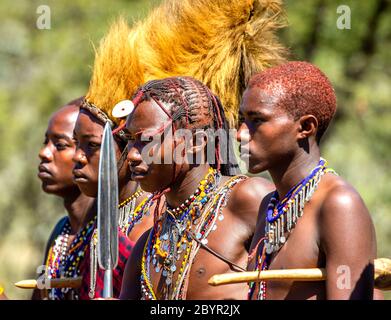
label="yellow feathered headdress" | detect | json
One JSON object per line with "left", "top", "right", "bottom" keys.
{"left": 85, "top": 0, "right": 287, "bottom": 126}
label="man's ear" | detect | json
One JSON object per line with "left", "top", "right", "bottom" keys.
{"left": 297, "top": 115, "right": 318, "bottom": 140}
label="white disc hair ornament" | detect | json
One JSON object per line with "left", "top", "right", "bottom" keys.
{"left": 112, "top": 100, "right": 135, "bottom": 118}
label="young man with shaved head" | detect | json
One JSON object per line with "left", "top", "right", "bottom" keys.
{"left": 35, "top": 97, "right": 95, "bottom": 299}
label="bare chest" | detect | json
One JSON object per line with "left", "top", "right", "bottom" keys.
{"left": 251, "top": 201, "right": 326, "bottom": 299}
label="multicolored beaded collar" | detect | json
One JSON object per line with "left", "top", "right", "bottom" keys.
{"left": 248, "top": 158, "right": 336, "bottom": 300}
{"left": 89, "top": 189, "right": 147, "bottom": 298}
{"left": 141, "top": 168, "right": 219, "bottom": 300}
{"left": 45, "top": 216, "right": 96, "bottom": 300}
{"left": 140, "top": 169, "right": 247, "bottom": 300}
{"left": 118, "top": 188, "right": 145, "bottom": 232}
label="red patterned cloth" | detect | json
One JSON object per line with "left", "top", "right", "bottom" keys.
{"left": 79, "top": 230, "right": 134, "bottom": 299}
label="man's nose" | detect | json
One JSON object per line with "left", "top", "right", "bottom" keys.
{"left": 72, "top": 147, "right": 87, "bottom": 165}
{"left": 127, "top": 143, "right": 142, "bottom": 167}
{"left": 38, "top": 144, "right": 53, "bottom": 162}
{"left": 236, "top": 122, "right": 250, "bottom": 143}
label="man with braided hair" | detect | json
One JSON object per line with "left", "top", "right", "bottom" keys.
{"left": 76, "top": 0, "right": 286, "bottom": 241}
{"left": 78, "top": 0, "right": 285, "bottom": 299}
{"left": 119, "top": 76, "right": 273, "bottom": 300}
{"left": 239, "top": 61, "right": 377, "bottom": 299}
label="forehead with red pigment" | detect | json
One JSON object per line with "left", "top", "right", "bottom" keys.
{"left": 247, "top": 61, "right": 337, "bottom": 139}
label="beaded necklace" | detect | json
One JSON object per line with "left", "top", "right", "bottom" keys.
{"left": 89, "top": 189, "right": 147, "bottom": 298}
{"left": 121, "top": 193, "right": 154, "bottom": 236}
{"left": 45, "top": 216, "right": 96, "bottom": 300}
{"left": 248, "top": 158, "right": 336, "bottom": 300}
{"left": 46, "top": 222, "right": 71, "bottom": 280}
{"left": 140, "top": 169, "right": 247, "bottom": 300}
{"left": 118, "top": 188, "right": 144, "bottom": 231}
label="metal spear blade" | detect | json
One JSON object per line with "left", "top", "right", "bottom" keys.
{"left": 97, "top": 123, "right": 119, "bottom": 298}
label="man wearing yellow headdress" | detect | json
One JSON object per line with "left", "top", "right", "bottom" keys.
{"left": 75, "top": 0, "right": 286, "bottom": 299}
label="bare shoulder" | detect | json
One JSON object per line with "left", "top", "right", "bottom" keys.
{"left": 132, "top": 227, "right": 152, "bottom": 258}
{"left": 228, "top": 176, "right": 273, "bottom": 207}
{"left": 320, "top": 174, "right": 371, "bottom": 222}
{"left": 120, "top": 228, "right": 151, "bottom": 300}
{"left": 226, "top": 176, "right": 274, "bottom": 222}
{"left": 316, "top": 175, "right": 377, "bottom": 299}
{"left": 318, "top": 174, "right": 376, "bottom": 254}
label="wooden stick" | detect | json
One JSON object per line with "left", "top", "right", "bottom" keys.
{"left": 374, "top": 258, "right": 391, "bottom": 290}
{"left": 208, "top": 258, "right": 391, "bottom": 291}
{"left": 15, "top": 277, "right": 82, "bottom": 289}
{"left": 209, "top": 268, "right": 327, "bottom": 286}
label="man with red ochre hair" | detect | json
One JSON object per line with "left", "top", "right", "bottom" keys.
{"left": 239, "top": 61, "right": 378, "bottom": 300}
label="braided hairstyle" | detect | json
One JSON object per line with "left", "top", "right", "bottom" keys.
{"left": 131, "top": 76, "right": 240, "bottom": 177}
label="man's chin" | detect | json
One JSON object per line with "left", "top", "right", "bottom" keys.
{"left": 76, "top": 183, "right": 97, "bottom": 198}
{"left": 42, "top": 183, "right": 58, "bottom": 195}
{"left": 247, "top": 160, "right": 267, "bottom": 175}
{"left": 139, "top": 180, "right": 157, "bottom": 194}
{"left": 248, "top": 167, "right": 262, "bottom": 175}
{"left": 41, "top": 179, "right": 61, "bottom": 191}
{"left": 42, "top": 183, "right": 82, "bottom": 198}
{"left": 139, "top": 178, "right": 169, "bottom": 194}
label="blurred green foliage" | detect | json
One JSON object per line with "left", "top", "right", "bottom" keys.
{"left": 0, "top": 0, "right": 389, "bottom": 299}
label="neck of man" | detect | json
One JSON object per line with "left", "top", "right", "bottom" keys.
{"left": 269, "top": 142, "right": 321, "bottom": 199}
{"left": 118, "top": 179, "right": 139, "bottom": 204}
{"left": 63, "top": 190, "right": 95, "bottom": 234}
{"left": 165, "top": 164, "right": 211, "bottom": 209}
